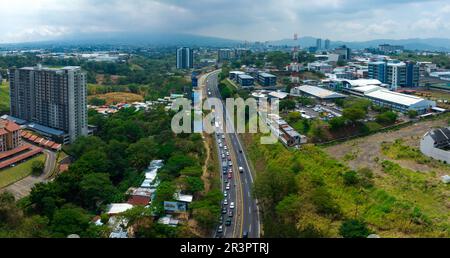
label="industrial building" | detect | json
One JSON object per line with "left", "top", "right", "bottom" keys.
{"left": 290, "top": 85, "right": 346, "bottom": 100}
{"left": 237, "top": 74, "right": 255, "bottom": 87}
{"left": 8, "top": 66, "right": 88, "bottom": 144}
{"left": 257, "top": 72, "right": 277, "bottom": 86}
{"left": 420, "top": 127, "right": 450, "bottom": 164}
{"left": 348, "top": 86, "right": 435, "bottom": 114}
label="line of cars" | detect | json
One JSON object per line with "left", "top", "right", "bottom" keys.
{"left": 216, "top": 132, "right": 237, "bottom": 236}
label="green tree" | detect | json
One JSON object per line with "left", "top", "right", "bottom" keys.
{"left": 31, "top": 160, "right": 45, "bottom": 176}
{"left": 79, "top": 173, "right": 116, "bottom": 210}
{"left": 376, "top": 111, "right": 398, "bottom": 125}
{"left": 50, "top": 205, "right": 91, "bottom": 237}
{"left": 279, "top": 99, "right": 296, "bottom": 111}
{"left": 184, "top": 176, "right": 205, "bottom": 194}
{"left": 329, "top": 116, "right": 346, "bottom": 131}
{"left": 343, "top": 107, "right": 366, "bottom": 123}
{"left": 126, "top": 137, "right": 159, "bottom": 170}
{"left": 339, "top": 219, "right": 371, "bottom": 238}
{"left": 407, "top": 110, "right": 418, "bottom": 119}
{"left": 343, "top": 171, "right": 359, "bottom": 186}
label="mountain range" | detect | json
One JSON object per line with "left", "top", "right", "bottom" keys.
{"left": 267, "top": 36, "right": 450, "bottom": 51}
{"left": 2, "top": 32, "right": 450, "bottom": 52}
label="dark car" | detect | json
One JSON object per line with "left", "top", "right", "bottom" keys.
{"left": 222, "top": 207, "right": 227, "bottom": 214}
{"left": 239, "top": 149, "right": 243, "bottom": 153}
{"left": 219, "top": 216, "right": 223, "bottom": 224}
{"left": 242, "top": 231, "right": 248, "bottom": 238}
{"left": 225, "top": 218, "right": 232, "bottom": 226}
{"left": 228, "top": 210, "right": 233, "bottom": 217}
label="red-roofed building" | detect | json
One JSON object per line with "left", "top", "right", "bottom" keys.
{"left": 0, "top": 119, "right": 22, "bottom": 152}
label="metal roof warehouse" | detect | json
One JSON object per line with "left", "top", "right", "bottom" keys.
{"left": 291, "top": 85, "right": 347, "bottom": 100}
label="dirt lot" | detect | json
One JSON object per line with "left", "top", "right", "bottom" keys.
{"left": 325, "top": 116, "right": 450, "bottom": 175}
{"left": 88, "top": 92, "right": 144, "bottom": 105}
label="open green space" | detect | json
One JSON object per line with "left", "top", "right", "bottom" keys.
{"left": 0, "top": 154, "right": 46, "bottom": 188}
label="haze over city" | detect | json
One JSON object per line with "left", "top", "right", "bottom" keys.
{"left": 3, "top": 0, "right": 450, "bottom": 43}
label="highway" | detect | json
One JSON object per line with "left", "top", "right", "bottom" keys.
{"left": 201, "top": 70, "right": 260, "bottom": 238}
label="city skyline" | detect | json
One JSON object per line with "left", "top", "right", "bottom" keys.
{"left": 3, "top": 0, "right": 450, "bottom": 44}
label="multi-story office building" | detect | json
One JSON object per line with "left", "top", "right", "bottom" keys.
{"left": 257, "top": 72, "right": 277, "bottom": 87}
{"left": 316, "top": 39, "right": 322, "bottom": 50}
{"left": 176, "top": 47, "right": 194, "bottom": 69}
{"left": 237, "top": 74, "right": 255, "bottom": 87}
{"left": 387, "top": 62, "right": 407, "bottom": 90}
{"left": 406, "top": 61, "right": 420, "bottom": 87}
{"left": 368, "top": 61, "right": 419, "bottom": 89}
{"left": 218, "top": 49, "right": 233, "bottom": 62}
{"left": 9, "top": 66, "right": 88, "bottom": 144}
{"left": 324, "top": 39, "right": 331, "bottom": 50}
{"left": 334, "top": 45, "right": 351, "bottom": 61}
{"left": 368, "top": 61, "right": 387, "bottom": 83}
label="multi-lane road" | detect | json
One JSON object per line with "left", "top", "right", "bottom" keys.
{"left": 200, "top": 70, "right": 260, "bottom": 238}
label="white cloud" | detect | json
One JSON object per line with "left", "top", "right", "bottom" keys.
{"left": 0, "top": 0, "right": 449, "bottom": 43}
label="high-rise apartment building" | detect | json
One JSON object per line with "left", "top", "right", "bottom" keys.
{"left": 324, "top": 39, "right": 331, "bottom": 50}
{"left": 316, "top": 39, "right": 322, "bottom": 50}
{"left": 176, "top": 47, "right": 194, "bottom": 69}
{"left": 218, "top": 49, "right": 233, "bottom": 62}
{"left": 9, "top": 66, "right": 88, "bottom": 144}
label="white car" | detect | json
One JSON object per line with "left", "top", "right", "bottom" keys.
{"left": 230, "top": 202, "right": 235, "bottom": 209}
{"left": 224, "top": 146, "right": 228, "bottom": 150}
{"left": 224, "top": 191, "right": 228, "bottom": 198}
{"left": 226, "top": 152, "right": 230, "bottom": 156}
{"left": 224, "top": 199, "right": 228, "bottom": 205}
{"left": 226, "top": 183, "right": 230, "bottom": 190}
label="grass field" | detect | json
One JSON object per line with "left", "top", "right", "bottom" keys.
{"left": 0, "top": 154, "right": 46, "bottom": 188}
{"left": 0, "top": 80, "right": 10, "bottom": 114}
{"left": 88, "top": 92, "right": 144, "bottom": 105}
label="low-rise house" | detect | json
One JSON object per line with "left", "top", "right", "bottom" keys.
{"left": 420, "top": 127, "right": 450, "bottom": 164}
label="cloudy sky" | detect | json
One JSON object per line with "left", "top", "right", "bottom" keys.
{"left": 1, "top": 0, "right": 450, "bottom": 43}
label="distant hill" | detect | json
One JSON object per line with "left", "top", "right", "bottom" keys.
{"left": 268, "top": 37, "right": 450, "bottom": 51}
{"left": 0, "top": 32, "right": 241, "bottom": 48}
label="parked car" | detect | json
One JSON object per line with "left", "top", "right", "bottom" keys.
{"left": 223, "top": 199, "right": 228, "bottom": 205}
{"left": 225, "top": 218, "right": 232, "bottom": 226}
{"left": 222, "top": 207, "right": 227, "bottom": 214}
{"left": 226, "top": 184, "right": 230, "bottom": 190}
{"left": 219, "top": 216, "right": 223, "bottom": 224}
{"left": 217, "top": 225, "right": 223, "bottom": 233}
{"left": 228, "top": 173, "right": 232, "bottom": 179}
{"left": 223, "top": 191, "right": 228, "bottom": 198}
{"left": 230, "top": 202, "right": 235, "bottom": 209}
{"left": 228, "top": 161, "right": 233, "bottom": 166}
{"left": 228, "top": 210, "right": 234, "bottom": 217}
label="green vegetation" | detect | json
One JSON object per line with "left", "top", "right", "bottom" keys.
{"left": 246, "top": 132, "right": 450, "bottom": 237}
{"left": 376, "top": 111, "right": 398, "bottom": 126}
{"left": 0, "top": 155, "right": 46, "bottom": 188}
{"left": 339, "top": 219, "right": 372, "bottom": 238}
{"left": 31, "top": 160, "right": 45, "bottom": 176}
{"left": 0, "top": 105, "right": 210, "bottom": 237}
{"left": 0, "top": 80, "right": 10, "bottom": 115}
{"left": 381, "top": 139, "right": 445, "bottom": 167}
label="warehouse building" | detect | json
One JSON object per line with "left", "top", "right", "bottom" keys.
{"left": 257, "top": 72, "right": 277, "bottom": 86}
{"left": 365, "top": 88, "right": 434, "bottom": 114}
{"left": 290, "top": 85, "right": 347, "bottom": 100}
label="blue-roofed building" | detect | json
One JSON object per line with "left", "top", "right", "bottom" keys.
{"left": 237, "top": 74, "right": 254, "bottom": 87}
{"left": 257, "top": 72, "right": 277, "bottom": 86}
